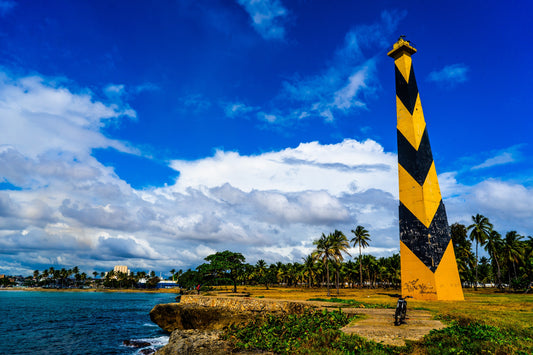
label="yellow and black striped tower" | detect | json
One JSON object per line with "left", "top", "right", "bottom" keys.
{"left": 388, "top": 38, "right": 463, "bottom": 300}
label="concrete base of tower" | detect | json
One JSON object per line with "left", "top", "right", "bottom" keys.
{"left": 400, "top": 241, "right": 464, "bottom": 301}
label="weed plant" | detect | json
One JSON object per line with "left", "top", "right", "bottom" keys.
{"left": 222, "top": 309, "right": 401, "bottom": 354}
{"left": 223, "top": 309, "right": 532, "bottom": 354}
{"left": 416, "top": 315, "right": 533, "bottom": 355}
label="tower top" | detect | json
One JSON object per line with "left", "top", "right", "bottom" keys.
{"left": 387, "top": 36, "right": 417, "bottom": 59}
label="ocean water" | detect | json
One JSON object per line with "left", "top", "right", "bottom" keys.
{"left": 0, "top": 290, "right": 176, "bottom": 355}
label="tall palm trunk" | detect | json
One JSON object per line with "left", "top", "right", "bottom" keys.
{"left": 492, "top": 251, "right": 502, "bottom": 288}
{"left": 359, "top": 242, "right": 362, "bottom": 287}
{"left": 474, "top": 241, "right": 478, "bottom": 290}
{"left": 326, "top": 263, "right": 330, "bottom": 296}
{"left": 336, "top": 267, "right": 340, "bottom": 295}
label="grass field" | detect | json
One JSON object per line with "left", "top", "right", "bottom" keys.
{"left": 226, "top": 286, "right": 532, "bottom": 328}
{"left": 215, "top": 285, "right": 533, "bottom": 354}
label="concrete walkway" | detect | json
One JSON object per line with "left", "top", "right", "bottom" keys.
{"left": 340, "top": 308, "right": 445, "bottom": 346}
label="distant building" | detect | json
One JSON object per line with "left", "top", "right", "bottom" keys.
{"left": 113, "top": 265, "right": 130, "bottom": 275}
{"left": 156, "top": 280, "right": 179, "bottom": 289}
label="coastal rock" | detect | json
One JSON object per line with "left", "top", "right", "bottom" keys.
{"left": 150, "top": 302, "right": 250, "bottom": 332}
{"left": 155, "top": 330, "right": 231, "bottom": 355}
{"left": 123, "top": 339, "right": 152, "bottom": 348}
{"left": 149, "top": 296, "right": 310, "bottom": 333}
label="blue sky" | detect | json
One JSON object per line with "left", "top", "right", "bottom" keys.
{"left": 0, "top": 0, "right": 532, "bottom": 276}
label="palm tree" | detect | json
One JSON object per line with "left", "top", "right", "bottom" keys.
{"left": 502, "top": 231, "right": 524, "bottom": 285}
{"left": 451, "top": 223, "right": 474, "bottom": 286}
{"left": 313, "top": 233, "right": 333, "bottom": 296}
{"left": 485, "top": 230, "right": 503, "bottom": 288}
{"left": 363, "top": 255, "right": 378, "bottom": 288}
{"left": 80, "top": 272, "right": 87, "bottom": 287}
{"left": 170, "top": 269, "right": 176, "bottom": 281}
{"left": 467, "top": 214, "right": 493, "bottom": 290}
{"left": 350, "top": 225, "right": 371, "bottom": 287}
{"left": 175, "top": 269, "right": 183, "bottom": 284}
{"left": 329, "top": 230, "right": 350, "bottom": 295}
{"left": 302, "top": 255, "right": 315, "bottom": 288}
{"left": 255, "top": 259, "right": 269, "bottom": 289}
{"left": 69, "top": 266, "right": 79, "bottom": 288}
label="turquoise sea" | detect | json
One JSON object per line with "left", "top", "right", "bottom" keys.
{"left": 0, "top": 290, "right": 176, "bottom": 354}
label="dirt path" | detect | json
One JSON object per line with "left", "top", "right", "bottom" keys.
{"left": 340, "top": 308, "right": 445, "bottom": 346}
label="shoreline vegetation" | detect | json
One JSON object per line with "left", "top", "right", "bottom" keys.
{"left": 152, "top": 287, "right": 533, "bottom": 354}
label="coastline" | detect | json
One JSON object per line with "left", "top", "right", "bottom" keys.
{"left": 0, "top": 287, "right": 180, "bottom": 294}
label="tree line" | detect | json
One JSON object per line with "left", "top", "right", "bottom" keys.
{"left": 179, "top": 214, "right": 532, "bottom": 293}
{"left": 17, "top": 267, "right": 163, "bottom": 289}
{"left": 11, "top": 214, "right": 531, "bottom": 293}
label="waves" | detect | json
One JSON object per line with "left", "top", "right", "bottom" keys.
{"left": 0, "top": 291, "right": 175, "bottom": 354}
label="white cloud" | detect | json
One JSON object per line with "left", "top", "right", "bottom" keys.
{"left": 427, "top": 63, "right": 469, "bottom": 86}
{"left": 471, "top": 146, "right": 523, "bottom": 170}
{"left": 169, "top": 139, "right": 397, "bottom": 196}
{"left": 0, "top": 72, "right": 136, "bottom": 158}
{"left": 0, "top": 83, "right": 404, "bottom": 274}
{"left": 1, "top": 69, "right": 532, "bottom": 276}
{"left": 472, "top": 152, "right": 514, "bottom": 170}
{"left": 224, "top": 102, "right": 258, "bottom": 118}
{"left": 443, "top": 178, "right": 533, "bottom": 238}
{"left": 236, "top": 0, "right": 289, "bottom": 40}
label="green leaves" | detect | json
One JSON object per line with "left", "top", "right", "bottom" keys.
{"left": 222, "top": 309, "right": 354, "bottom": 354}
{"left": 199, "top": 250, "right": 246, "bottom": 292}
{"left": 422, "top": 320, "right": 533, "bottom": 355}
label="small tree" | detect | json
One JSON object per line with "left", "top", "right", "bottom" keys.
{"left": 313, "top": 233, "right": 333, "bottom": 296}
{"left": 467, "top": 214, "right": 493, "bottom": 290}
{"left": 350, "top": 225, "right": 371, "bottom": 287}
{"left": 203, "top": 250, "right": 245, "bottom": 293}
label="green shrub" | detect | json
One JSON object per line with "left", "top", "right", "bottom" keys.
{"left": 222, "top": 309, "right": 403, "bottom": 354}
{"left": 421, "top": 320, "right": 533, "bottom": 355}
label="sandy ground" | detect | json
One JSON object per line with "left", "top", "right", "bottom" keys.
{"left": 296, "top": 299, "right": 445, "bottom": 346}
{"left": 340, "top": 308, "right": 445, "bottom": 346}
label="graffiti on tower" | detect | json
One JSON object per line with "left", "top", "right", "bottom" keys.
{"left": 388, "top": 38, "right": 464, "bottom": 301}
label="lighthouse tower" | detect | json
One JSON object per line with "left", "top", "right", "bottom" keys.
{"left": 388, "top": 38, "right": 464, "bottom": 301}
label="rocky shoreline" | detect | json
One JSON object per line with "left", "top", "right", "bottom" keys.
{"left": 149, "top": 295, "right": 311, "bottom": 354}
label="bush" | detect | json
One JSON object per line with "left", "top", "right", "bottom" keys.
{"left": 420, "top": 320, "right": 533, "bottom": 355}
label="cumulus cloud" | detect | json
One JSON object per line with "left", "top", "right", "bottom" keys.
{"left": 0, "top": 77, "right": 404, "bottom": 274}
{"left": 427, "top": 63, "right": 469, "bottom": 87}
{"left": 0, "top": 72, "right": 137, "bottom": 158}
{"left": 169, "top": 139, "right": 397, "bottom": 196}
{"left": 236, "top": 0, "right": 289, "bottom": 40}
{"left": 1, "top": 69, "right": 532, "bottom": 276}
{"left": 442, "top": 177, "right": 533, "bottom": 239}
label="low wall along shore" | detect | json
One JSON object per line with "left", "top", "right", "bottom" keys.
{"left": 149, "top": 295, "right": 310, "bottom": 333}
{"left": 180, "top": 295, "right": 308, "bottom": 312}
